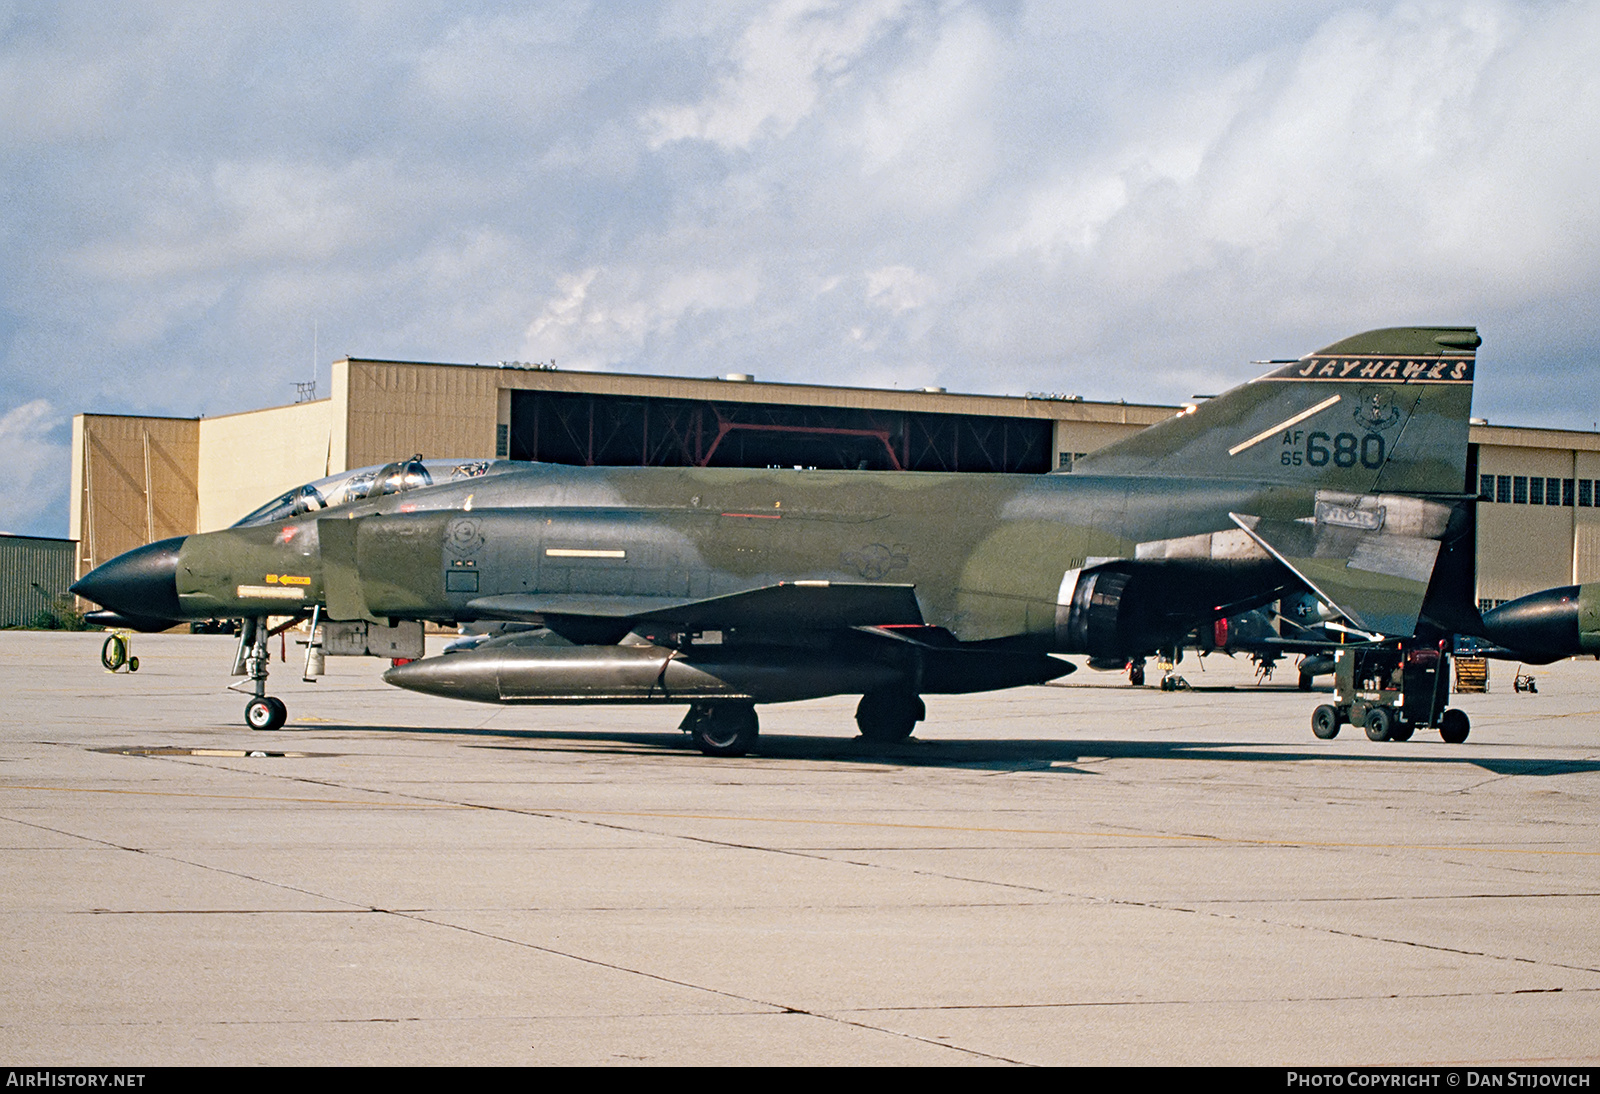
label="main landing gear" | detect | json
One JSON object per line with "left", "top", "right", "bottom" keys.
{"left": 681, "top": 702, "right": 760, "bottom": 757}
{"left": 230, "top": 617, "right": 292, "bottom": 731}
{"left": 678, "top": 688, "right": 929, "bottom": 756}
{"left": 855, "top": 688, "right": 925, "bottom": 743}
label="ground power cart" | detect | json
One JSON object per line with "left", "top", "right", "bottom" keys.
{"left": 1311, "top": 645, "right": 1470, "bottom": 744}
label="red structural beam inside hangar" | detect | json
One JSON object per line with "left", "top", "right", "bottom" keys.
{"left": 506, "top": 390, "right": 1053, "bottom": 474}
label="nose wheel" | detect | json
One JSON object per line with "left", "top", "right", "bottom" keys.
{"left": 245, "top": 696, "right": 287, "bottom": 731}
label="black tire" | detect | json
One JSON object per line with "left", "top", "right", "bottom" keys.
{"left": 1298, "top": 671, "right": 1312, "bottom": 692}
{"left": 1311, "top": 704, "right": 1340, "bottom": 740}
{"left": 1363, "top": 705, "right": 1393, "bottom": 742}
{"left": 1129, "top": 663, "right": 1145, "bottom": 687}
{"left": 1439, "top": 708, "right": 1470, "bottom": 744}
{"left": 127, "top": 656, "right": 139, "bottom": 672}
{"left": 101, "top": 633, "right": 127, "bottom": 671}
{"left": 689, "top": 703, "right": 759, "bottom": 757}
{"left": 855, "top": 689, "right": 924, "bottom": 743}
{"left": 245, "top": 696, "right": 287, "bottom": 732}
{"left": 1388, "top": 719, "right": 1414, "bottom": 742}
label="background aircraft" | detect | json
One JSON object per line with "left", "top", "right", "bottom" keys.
{"left": 1092, "top": 591, "right": 1347, "bottom": 690}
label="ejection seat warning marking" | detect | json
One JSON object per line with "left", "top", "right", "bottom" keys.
{"left": 545, "top": 548, "right": 627, "bottom": 559}
{"left": 1228, "top": 395, "right": 1342, "bottom": 456}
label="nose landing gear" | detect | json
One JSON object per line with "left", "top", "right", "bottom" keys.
{"left": 229, "top": 617, "right": 294, "bottom": 731}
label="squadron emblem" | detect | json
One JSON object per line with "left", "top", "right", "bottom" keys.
{"left": 446, "top": 517, "right": 485, "bottom": 555}
{"left": 1353, "top": 388, "right": 1404, "bottom": 434}
{"left": 841, "top": 543, "right": 910, "bottom": 580}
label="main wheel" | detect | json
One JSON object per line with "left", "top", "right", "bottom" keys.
{"left": 1311, "top": 704, "right": 1340, "bottom": 739}
{"left": 1388, "top": 718, "right": 1415, "bottom": 742}
{"left": 245, "top": 696, "right": 287, "bottom": 731}
{"left": 1129, "top": 663, "right": 1145, "bottom": 687}
{"left": 689, "top": 703, "right": 759, "bottom": 757}
{"left": 1439, "top": 707, "right": 1470, "bottom": 744}
{"left": 1363, "top": 705, "right": 1394, "bottom": 742}
{"left": 1298, "top": 671, "right": 1313, "bottom": 692}
{"left": 855, "top": 689, "right": 924, "bottom": 743}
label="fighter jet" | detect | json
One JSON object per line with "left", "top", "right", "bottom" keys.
{"left": 1143, "top": 591, "right": 1351, "bottom": 690}
{"left": 1474, "top": 586, "right": 1600, "bottom": 663}
{"left": 73, "top": 326, "right": 1487, "bottom": 755}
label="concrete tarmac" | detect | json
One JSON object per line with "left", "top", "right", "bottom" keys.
{"left": 2, "top": 631, "right": 1598, "bottom": 1066}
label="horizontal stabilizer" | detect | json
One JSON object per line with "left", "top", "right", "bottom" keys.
{"left": 1230, "top": 510, "right": 1441, "bottom": 638}
{"left": 469, "top": 581, "right": 923, "bottom": 631}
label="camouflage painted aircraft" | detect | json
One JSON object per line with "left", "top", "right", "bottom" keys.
{"left": 79, "top": 325, "right": 1542, "bottom": 755}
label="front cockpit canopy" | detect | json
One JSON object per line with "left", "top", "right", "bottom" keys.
{"left": 231, "top": 456, "right": 510, "bottom": 527}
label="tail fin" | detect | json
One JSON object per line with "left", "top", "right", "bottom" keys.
{"left": 1072, "top": 326, "right": 1479, "bottom": 496}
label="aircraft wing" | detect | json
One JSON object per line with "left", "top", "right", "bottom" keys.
{"left": 468, "top": 581, "right": 924, "bottom": 630}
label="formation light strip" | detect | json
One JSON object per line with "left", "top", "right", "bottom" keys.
{"left": 1228, "top": 395, "right": 1342, "bottom": 456}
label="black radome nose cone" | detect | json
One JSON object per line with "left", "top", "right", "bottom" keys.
{"left": 71, "top": 536, "right": 187, "bottom": 624}
{"left": 1480, "top": 585, "right": 1580, "bottom": 664}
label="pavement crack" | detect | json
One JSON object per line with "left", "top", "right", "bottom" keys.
{"left": 840, "top": 983, "right": 1600, "bottom": 1012}
{"left": 101, "top": 761, "right": 1600, "bottom": 983}
{"left": 389, "top": 910, "right": 1032, "bottom": 1065}
{"left": 4, "top": 795, "right": 1029, "bottom": 1063}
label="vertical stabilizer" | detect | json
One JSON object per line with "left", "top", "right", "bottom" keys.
{"left": 1072, "top": 327, "right": 1479, "bottom": 495}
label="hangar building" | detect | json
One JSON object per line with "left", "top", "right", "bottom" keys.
{"left": 68, "top": 356, "right": 1600, "bottom": 610}
{"left": 0, "top": 534, "right": 78, "bottom": 628}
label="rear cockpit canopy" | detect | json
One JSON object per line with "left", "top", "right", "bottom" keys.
{"left": 231, "top": 456, "right": 512, "bottom": 527}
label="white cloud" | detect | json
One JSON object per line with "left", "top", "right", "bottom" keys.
{"left": 849, "top": 4, "right": 1000, "bottom": 210}
{"left": 0, "top": 400, "right": 67, "bottom": 536}
{"left": 965, "top": 1, "right": 1600, "bottom": 382}
{"left": 645, "top": 0, "right": 911, "bottom": 149}
{"left": 521, "top": 262, "right": 764, "bottom": 368}
{"left": 865, "top": 265, "right": 935, "bottom": 313}
{"left": 412, "top": 7, "right": 594, "bottom": 124}
{"left": 73, "top": 158, "right": 411, "bottom": 284}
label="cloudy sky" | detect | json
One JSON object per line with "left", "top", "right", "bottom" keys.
{"left": 3, "top": 0, "right": 1599, "bottom": 535}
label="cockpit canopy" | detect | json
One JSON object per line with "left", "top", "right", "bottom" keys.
{"left": 231, "top": 456, "right": 512, "bottom": 527}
